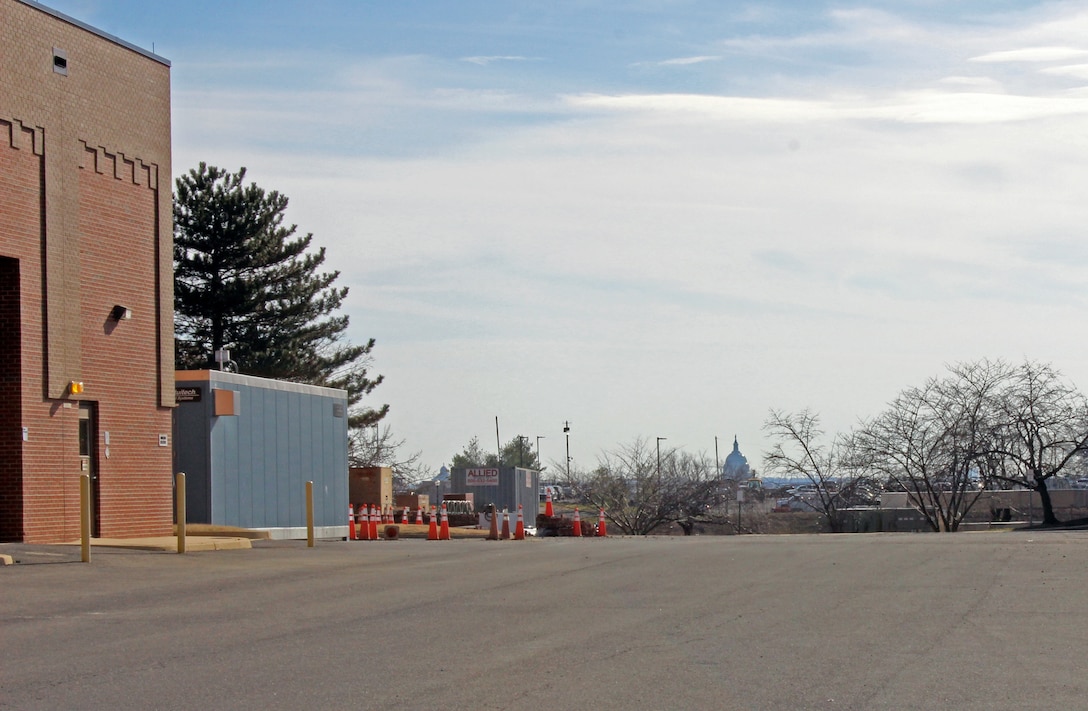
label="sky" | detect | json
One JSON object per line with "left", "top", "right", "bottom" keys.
{"left": 46, "top": 0, "right": 1088, "bottom": 475}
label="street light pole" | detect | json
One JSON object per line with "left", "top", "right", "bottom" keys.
{"left": 563, "top": 422, "right": 571, "bottom": 478}
{"left": 536, "top": 435, "right": 545, "bottom": 469}
{"left": 656, "top": 437, "right": 667, "bottom": 477}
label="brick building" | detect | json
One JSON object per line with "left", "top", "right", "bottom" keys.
{"left": 0, "top": 0, "right": 174, "bottom": 542}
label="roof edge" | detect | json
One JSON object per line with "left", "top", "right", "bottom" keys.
{"left": 175, "top": 370, "right": 349, "bottom": 399}
{"left": 17, "top": 0, "right": 171, "bottom": 67}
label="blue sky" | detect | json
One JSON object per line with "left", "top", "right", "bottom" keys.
{"left": 47, "top": 0, "right": 1088, "bottom": 473}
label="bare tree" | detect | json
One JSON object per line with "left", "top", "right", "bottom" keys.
{"left": 985, "top": 361, "right": 1088, "bottom": 526}
{"left": 854, "top": 362, "right": 1008, "bottom": 532}
{"left": 566, "top": 439, "right": 728, "bottom": 535}
{"left": 668, "top": 451, "right": 732, "bottom": 535}
{"left": 349, "top": 424, "right": 429, "bottom": 492}
{"left": 762, "top": 409, "right": 859, "bottom": 533}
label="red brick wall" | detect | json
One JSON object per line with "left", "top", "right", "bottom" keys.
{"left": 0, "top": 0, "right": 174, "bottom": 541}
{"left": 0, "top": 135, "right": 174, "bottom": 543}
{"left": 78, "top": 149, "right": 173, "bottom": 538}
{"left": 0, "top": 0, "right": 174, "bottom": 408}
{"left": 0, "top": 120, "right": 42, "bottom": 541}
{"left": 0, "top": 121, "right": 86, "bottom": 543}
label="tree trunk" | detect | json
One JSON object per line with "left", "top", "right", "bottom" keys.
{"left": 1036, "top": 477, "right": 1060, "bottom": 526}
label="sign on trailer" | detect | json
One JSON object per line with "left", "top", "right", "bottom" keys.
{"left": 175, "top": 387, "right": 202, "bottom": 403}
{"left": 466, "top": 468, "right": 500, "bottom": 486}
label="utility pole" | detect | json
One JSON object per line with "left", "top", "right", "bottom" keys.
{"left": 657, "top": 437, "right": 667, "bottom": 477}
{"left": 536, "top": 435, "right": 545, "bottom": 468}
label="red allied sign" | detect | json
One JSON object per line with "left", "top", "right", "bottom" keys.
{"left": 466, "top": 468, "right": 500, "bottom": 486}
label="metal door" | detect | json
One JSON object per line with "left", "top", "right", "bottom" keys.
{"left": 78, "top": 403, "right": 99, "bottom": 536}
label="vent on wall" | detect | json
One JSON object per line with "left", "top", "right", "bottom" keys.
{"left": 53, "top": 47, "right": 68, "bottom": 76}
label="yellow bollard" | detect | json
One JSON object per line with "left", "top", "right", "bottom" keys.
{"left": 176, "top": 472, "right": 187, "bottom": 554}
{"left": 80, "top": 474, "right": 91, "bottom": 563}
{"left": 306, "top": 481, "right": 314, "bottom": 547}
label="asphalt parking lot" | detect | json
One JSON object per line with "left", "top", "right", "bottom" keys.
{"left": 3, "top": 531, "right": 1087, "bottom": 710}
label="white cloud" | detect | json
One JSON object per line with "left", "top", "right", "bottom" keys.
{"left": 566, "top": 90, "right": 1088, "bottom": 124}
{"left": 461, "top": 55, "right": 534, "bottom": 66}
{"left": 1040, "top": 63, "right": 1088, "bottom": 79}
{"left": 657, "top": 55, "right": 722, "bottom": 66}
{"left": 938, "top": 76, "right": 1005, "bottom": 91}
{"left": 971, "top": 46, "right": 1088, "bottom": 63}
{"left": 719, "top": 7, "right": 944, "bottom": 55}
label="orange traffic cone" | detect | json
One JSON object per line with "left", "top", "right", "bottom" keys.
{"left": 402, "top": 506, "right": 409, "bottom": 524}
{"left": 415, "top": 507, "right": 424, "bottom": 525}
{"left": 487, "top": 505, "right": 499, "bottom": 540}
{"left": 358, "top": 504, "right": 370, "bottom": 540}
{"left": 501, "top": 509, "right": 511, "bottom": 539}
{"left": 597, "top": 508, "right": 607, "bottom": 538}
{"left": 348, "top": 504, "right": 357, "bottom": 540}
{"left": 427, "top": 505, "right": 439, "bottom": 540}
{"left": 572, "top": 507, "right": 582, "bottom": 537}
{"left": 545, "top": 489, "right": 554, "bottom": 517}
{"left": 439, "top": 503, "right": 451, "bottom": 540}
{"left": 514, "top": 504, "right": 526, "bottom": 540}
{"left": 368, "top": 505, "right": 379, "bottom": 540}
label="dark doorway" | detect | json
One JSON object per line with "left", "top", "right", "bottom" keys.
{"left": 0, "top": 257, "right": 22, "bottom": 541}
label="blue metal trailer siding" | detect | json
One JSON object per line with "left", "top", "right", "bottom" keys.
{"left": 174, "top": 371, "right": 349, "bottom": 530}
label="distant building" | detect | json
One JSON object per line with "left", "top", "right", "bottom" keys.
{"left": 449, "top": 466, "right": 540, "bottom": 518}
{"left": 722, "top": 436, "right": 751, "bottom": 480}
{"left": 428, "top": 465, "right": 452, "bottom": 504}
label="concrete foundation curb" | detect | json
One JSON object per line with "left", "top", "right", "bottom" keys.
{"left": 61, "top": 537, "right": 253, "bottom": 552}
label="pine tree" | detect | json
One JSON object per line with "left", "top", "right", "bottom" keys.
{"left": 450, "top": 436, "right": 543, "bottom": 469}
{"left": 173, "top": 163, "right": 387, "bottom": 427}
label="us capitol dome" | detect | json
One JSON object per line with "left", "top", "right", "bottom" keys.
{"left": 722, "top": 436, "right": 751, "bottom": 480}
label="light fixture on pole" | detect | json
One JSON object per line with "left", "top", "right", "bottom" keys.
{"left": 214, "top": 348, "right": 236, "bottom": 372}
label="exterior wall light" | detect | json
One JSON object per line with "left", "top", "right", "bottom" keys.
{"left": 69, "top": 381, "right": 84, "bottom": 395}
{"left": 111, "top": 305, "right": 133, "bottom": 321}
